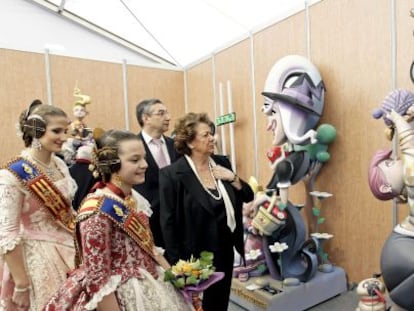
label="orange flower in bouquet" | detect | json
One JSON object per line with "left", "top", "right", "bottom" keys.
{"left": 164, "top": 251, "right": 224, "bottom": 311}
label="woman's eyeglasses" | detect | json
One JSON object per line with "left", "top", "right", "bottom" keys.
{"left": 197, "top": 132, "right": 214, "bottom": 138}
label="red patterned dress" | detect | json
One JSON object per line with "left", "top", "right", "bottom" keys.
{"left": 44, "top": 189, "right": 191, "bottom": 311}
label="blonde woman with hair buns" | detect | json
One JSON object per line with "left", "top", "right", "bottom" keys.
{"left": 0, "top": 100, "right": 76, "bottom": 310}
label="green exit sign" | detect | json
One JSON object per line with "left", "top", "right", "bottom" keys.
{"left": 216, "top": 112, "right": 236, "bottom": 126}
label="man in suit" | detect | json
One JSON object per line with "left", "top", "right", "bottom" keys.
{"left": 133, "top": 98, "right": 179, "bottom": 247}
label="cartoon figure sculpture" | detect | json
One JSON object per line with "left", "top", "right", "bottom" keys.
{"left": 233, "top": 178, "right": 268, "bottom": 281}
{"left": 355, "top": 277, "right": 386, "bottom": 311}
{"left": 70, "top": 85, "right": 91, "bottom": 141}
{"left": 252, "top": 55, "right": 336, "bottom": 282}
{"left": 369, "top": 89, "right": 414, "bottom": 310}
{"left": 61, "top": 86, "right": 93, "bottom": 165}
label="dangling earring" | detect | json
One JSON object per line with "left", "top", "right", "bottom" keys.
{"left": 31, "top": 138, "right": 42, "bottom": 150}
{"left": 112, "top": 172, "right": 123, "bottom": 188}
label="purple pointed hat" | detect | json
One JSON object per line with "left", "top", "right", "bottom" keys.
{"left": 262, "top": 73, "right": 324, "bottom": 116}
{"left": 372, "top": 89, "right": 414, "bottom": 127}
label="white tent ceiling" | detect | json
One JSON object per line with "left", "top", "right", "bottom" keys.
{"left": 31, "top": 0, "right": 313, "bottom": 68}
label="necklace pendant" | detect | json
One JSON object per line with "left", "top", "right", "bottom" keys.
{"left": 31, "top": 155, "right": 59, "bottom": 180}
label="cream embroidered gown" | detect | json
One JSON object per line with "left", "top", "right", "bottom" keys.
{"left": 0, "top": 151, "right": 77, "bottom": 310}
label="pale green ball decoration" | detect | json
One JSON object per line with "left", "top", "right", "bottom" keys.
{"left": 316, "top": 124, "right": 336, "bottom": 144}
{"left": 316, "top": 151, "right": 330, "bottom": 163}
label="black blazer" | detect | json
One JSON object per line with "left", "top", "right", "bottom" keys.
{"left": 69, "top": 161, "right": 99, "bottom": 211}
{"left": 159, "top": 155, "right": 254, "bottom": 265}
{"left": 133, "top": 133, "right": 179, "bottom": 247}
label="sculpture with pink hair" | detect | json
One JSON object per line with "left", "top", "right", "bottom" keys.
{"left": 368, "top": 89, "right": 414, "bottom": 310}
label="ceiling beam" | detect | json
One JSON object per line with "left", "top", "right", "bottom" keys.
{"left": 120, "top": 0, "right": 182, "bottom": 68}
{"left": 26, "top": 0, "right": 179, "bottom": 68}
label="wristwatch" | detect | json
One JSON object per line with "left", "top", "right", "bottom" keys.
{"left": 230, "top": 174, "right": 239, "bottom": 183}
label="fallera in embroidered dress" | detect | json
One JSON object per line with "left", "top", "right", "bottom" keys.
{"left": 0, "top": 151, "right": 77, "bottom": 311}
{"left": 44, "top": 189, "right": 193, "bottom": 311}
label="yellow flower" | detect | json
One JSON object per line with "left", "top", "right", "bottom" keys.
{"left": 182, "top": 262, "right": 193, "bottom": 274}
{"left": 171, "top": 259, "right": 187, "bottom": 275}
{"left": 164, "top": 251, "right": 216, "bottom": 289}
{"left": 191, "top": 269, "right": 201, "bottom": 277}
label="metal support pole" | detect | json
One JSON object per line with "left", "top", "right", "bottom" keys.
{"left": 305, "top": 0, "right": 311, "bottom": 60}
{"left": 44, "top": 48, "right": 53, "bottom": 105}
{"left": 249, "top": 33, "right": 259, "bottom": 179}
{"left": 212, "top": 53, "right": 218, "bottom": 120}
{"left": 390, "top": 0, "right": 398, "bottom": 227}
{"left": 219, "top": 83, "right": 227, "bottom": 156}
{"left": 122, "top": 59, "right": 130, "bottom": 130}
{"left": 184, "top": 70, "right": 189, "bottom": 113}
{"left": 227, "top": 80, "right": 236, "bottom": 172}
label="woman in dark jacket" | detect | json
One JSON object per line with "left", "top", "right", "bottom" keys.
{"left": 159, "top": 112, "right": 253, "bottom": 311}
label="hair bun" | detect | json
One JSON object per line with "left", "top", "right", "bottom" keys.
{"left": 25, "top": 99, "right": 43, "bottom": 119}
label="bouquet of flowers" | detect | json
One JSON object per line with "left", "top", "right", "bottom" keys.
{"left": 164, "top": 251, "right": 224, "bottom": 310}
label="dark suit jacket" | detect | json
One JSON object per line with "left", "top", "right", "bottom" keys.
{"left": 133, "top": 133, "right": 179, "bottom": 247}
{"left": 69, "top": 161, "right": 98, "bottom": 211}
{"left": 159, "top": 155, "right": 254, "bottom": 265}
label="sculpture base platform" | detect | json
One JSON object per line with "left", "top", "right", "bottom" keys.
{"left": 230, "top": 266, "right": 347, "bottom": 311}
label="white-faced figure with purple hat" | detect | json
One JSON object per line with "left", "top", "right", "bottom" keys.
{"left": 259, "top": 55, "right": 336, "bottom": 208}
{"left": 261, "top": 55, "right": 325, "bottom": 147}
{"left": 260, "top": 55, "right": 336, "bottom": 203}
{"left": 249, "top": 55, "right": 337, "bottom": 284}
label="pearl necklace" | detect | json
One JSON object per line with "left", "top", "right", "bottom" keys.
{"left": 197, "top": 162, "right": 222, "bottom": 201}
{"left": 185, "top": 155, "right": 223, "bottom": 201}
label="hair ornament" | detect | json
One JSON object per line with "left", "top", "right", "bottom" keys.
{"left": 15, "top": 122, "right": 23, "bottom": 138}
{"left": 27, "top": 114, "right": 45, "bottom": 122}
{"left": 87, "top": 128, "right": 106, "bottom": 179}
{"left": 92, "top": 170, "right": 100, "bottom": 179}
{"left": 95, "top": 159, "right": 118, "bottom": 177}
{"left": 88, "top": 145, "right": 100, "bottom": 177}
{"left": 88, "top": 137, "right": 121, "bottom": 179}
{"left": 23, "top": 116, "right": 46, "bottom": 133}
{"left": 88, "top": 152, "right": 100, "bottom": 179}
{"left": 88, "top": 163, "right": 95, "bottom": 172}
{"left": 98, "top": 158, "right": 121, "bottom": 166}
{"left": 95, "top": 146, "right": 119, "bottom": 177}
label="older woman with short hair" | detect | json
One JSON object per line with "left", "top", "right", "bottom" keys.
{"left": 159, "top": 112, "right": 254, "bottom": 311}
